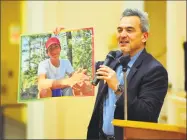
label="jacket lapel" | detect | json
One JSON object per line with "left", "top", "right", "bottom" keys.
{"left": 127, "top": 49, "right": 147, "bottom": 85}
{"left": 116, "top": 49, "right": 148, "bottom": 106}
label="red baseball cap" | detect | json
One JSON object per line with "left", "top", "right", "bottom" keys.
{"left": 45, "top": 37, "right": 60, "bottom": 49}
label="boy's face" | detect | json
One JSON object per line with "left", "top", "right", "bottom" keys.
{"left": 47, "top": 44, "right": 61, "bottom": 59}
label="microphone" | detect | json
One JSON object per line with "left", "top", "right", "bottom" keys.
{"left": 92, "top": 51, "right": 116, "bottom": 86}
{"left": 118, "top": 55, "right": 131, "bottom": 72}
{"left": 118, "top": 54, "right": 130, "bottom": 121}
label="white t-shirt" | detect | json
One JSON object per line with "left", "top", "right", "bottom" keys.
{"left": 38, "top": 59, "right": 74, "bottom": 79}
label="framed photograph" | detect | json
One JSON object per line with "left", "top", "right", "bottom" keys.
{"left": 18, "top": 27, "right": 94, "bottom": 102}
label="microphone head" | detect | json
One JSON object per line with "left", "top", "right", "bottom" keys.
{"left": 106, "top": 50, "right": 116, "bottom": 60}
{"left": 118, "top": 55, "right": 131, "bottom": 69}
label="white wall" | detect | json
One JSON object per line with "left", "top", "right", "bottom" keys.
{"left": 167, "top": 1, "right": 186, "bottom": 91}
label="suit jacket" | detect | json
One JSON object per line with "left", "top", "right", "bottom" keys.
{"left": 87, "top": 49, "right": 168, "bottom": 140}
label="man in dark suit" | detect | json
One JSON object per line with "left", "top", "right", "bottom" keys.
{"left": 87, "top": 8, "right": 168, "bottom": 140}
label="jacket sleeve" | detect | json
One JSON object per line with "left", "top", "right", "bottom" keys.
{"left": 128, "top": 65, "right": 168, "bottom": 122}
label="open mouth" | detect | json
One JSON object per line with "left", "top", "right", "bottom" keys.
{"left": 119, "top": 40, "right": 129, "bottom": 46}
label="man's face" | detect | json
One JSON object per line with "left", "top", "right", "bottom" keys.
{"left": 47, "top": 44, "right": 61, "bottom": 59}
{"left": 117, "top": 16, "right": 148, "bottom": 56}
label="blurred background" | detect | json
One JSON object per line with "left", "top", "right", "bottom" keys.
{"left": 0, "top": 1, "right": 186, "bottom": 139}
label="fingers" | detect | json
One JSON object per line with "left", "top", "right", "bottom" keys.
{"left": 72, "top": 84, "right": 81, "bottom": 90}
{"left": 71, "top": 73, "right": 87, "bottom": 84}
{"left": 71, "top": 69, "right": 90, "bottom": 87}
{"left": 97, "top": 65, "right": 112, "bottom": 73}
{"left": 96, "top": 75, "right": 112, "bottom": 80}
{"left": 100, "top": 65, "right": 109, "bottom": 69}
{"left": 96, "top": 65, "right": 112, "bottom": 76}
{"left": 82, "top": 69, "right": 87, "bottom": 74}
{"left": 76, "top": 68, "right": 82, "bottom": 73}
{"left": 74, "top": 68, "right": 87, "bottom": 74}
{"left": 96, "top": 71, "right": 112, "bottom": 80}
{"left": 96, "top": 71, "right": 108, "bottom": 77}
{"left": 96, "top": 65, "right": 115, "bottom": 80}
{"left": 53, "top": 27, "right": 65, "bottom": 35}
{"left": 59, "top": 27, "right": 65, "bottom": 31}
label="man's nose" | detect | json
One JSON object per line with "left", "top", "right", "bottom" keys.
{"left": 120, "top": 30, "right": 128, "bottom": 37}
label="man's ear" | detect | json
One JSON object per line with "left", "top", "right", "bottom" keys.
{"left": 142, "top": 32, "right": 149, "bottom": 43}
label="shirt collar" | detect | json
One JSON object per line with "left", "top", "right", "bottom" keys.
{"left": 128, "top": 48, "right": 144, "bottom": 68}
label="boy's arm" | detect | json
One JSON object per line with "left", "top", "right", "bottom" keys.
{"left": 38, "top": 74, "right": 72, "bottom": 90}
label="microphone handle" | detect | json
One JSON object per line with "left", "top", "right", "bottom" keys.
{"left": 91, "top": 76, "right": 100, "bottom": 86}
{"left": 91, "top": 58, "right": 111, "bottom": 86}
